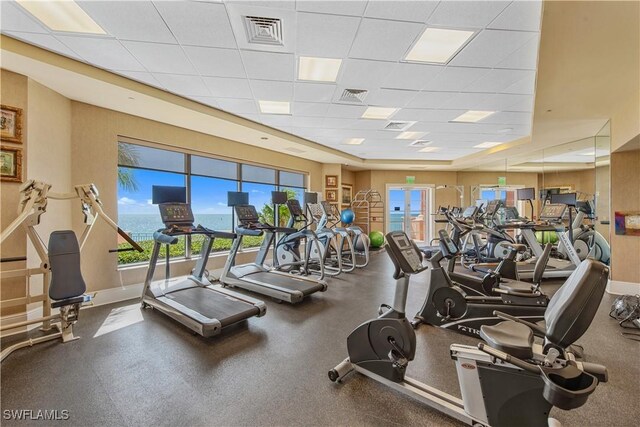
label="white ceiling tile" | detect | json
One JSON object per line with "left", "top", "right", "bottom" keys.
{"left": 296, "top": 1, "right": 368, "bottom": 17}
{"left": 326, "top": 104, "right": 368, "bottom": 118}
{"left": 216, "top": 98, "right": 258, "bottom": 114}
{"left": 503, "top": 76, "right": 536, "bottom": 95}
{"left": 152, "top": 74, "right": 210, "bottom": 96}
{"left": 482, "top": 111, "right": 533, "bottom": 125}
{"left": 322, "top": 117, "right": 360, "bottom": 129}
{"left": 241, "top": 50, "right": 295, "bottom": 81}
{"left": 342, "top": 120, "right": 387, "bottom": 130}
{"left": 488, "top": 1, "right": 543, "bottom": 32}
{"left": 183, "top": 46, "right": 246, "bottom": 78}
{"left": 428, "top": 1, "right": 511, "bottom": 28}
{"left": 226, "top": 1, "right": 296, "bottom": 10}
{"left": 380, "top": 62, "right": 444, "bottom": 90}
{"left": 260, "top": 115, "right": 295, "bottom": 127}
{"left": 292, "top": 102, "right": 330, "bottom": 117}
{"left": 79, "top": 1, "right": 176, "bottom": 43}
{"left": 296, "top": 12, "right": 360, "bottom": 57}
{"left": 5, "top": 32, "right": 80, "bottom": 60}
{"left": 203, "top": 77, "right": 253, "bottom": 98}
{"left": 348, "top": 18, "right": 424, "bottom": 61}
{"left": 115, "top": 71, "right": 163, "bottom": 88}
{"left": 366, "top": 88, "right": 418, "bottom": 107}
{"left": 421, "top": 66, "right": 490, "bottom": 91}
{"left": 153, "top": 1, "right": 236, "bottom": 48}
{"left": 1, "top": 2, "right": 48, "bottom": 33}
{"left": 405, "top": 91, "right": 457, "bottom": 109}
{"left": 57, "top": 36, "right": 145, "bottom": 71}
{"left": 188, "top": 96, "right": 219, "bottom": 108}
{"left": 450, "top": 30, "right": 538, "bottom": 68}
{"left": 250, "top": 80, "right": 293, "bottom": 101}
{"left": 338, "top": 59, "right": 395, "bottom": 89}
{"left": 122, "top": 41, "right": 196, "bottom": 74}
{"left": 364, "top": 1, "right": 439, "bottom": 23}
{"left": 392, "top": 108, "right": 466, "bottom": 122}
{"left": 288, "top": 116, "right": 325, "bottom": 128}
{"left": 462, "top": 69, "right": 536, "bottom": 93}
{"left": 439, "top": 93, "right": 533, "bottom": 111}
{"left": 504, "top": 95, "right": 534, "bottom": 112}
{"left": 496, "top": 34, "right": 540, "bottom": 70}
{"left": 294, "top": 82, "right": 336, "bottom": 102}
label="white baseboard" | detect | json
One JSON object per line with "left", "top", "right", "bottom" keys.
{"left": 89, "top": 283, "right": 144, "bottom": 307}
{"left": 607, "top": 280, "right": 640, "bottom": 295}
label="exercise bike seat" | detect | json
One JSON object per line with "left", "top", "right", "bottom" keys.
{"left": 499, "top": 280, "right": 535, "bottom": 294}
{"left": 480, "top": 321, "right": 534, "bottom": 360}
{"left": 503, "top": 242, "right": 527, "bottom": 253}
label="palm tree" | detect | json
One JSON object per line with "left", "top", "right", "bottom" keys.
{"left": 117, "top": 143, "right": 139, "bottom": 191}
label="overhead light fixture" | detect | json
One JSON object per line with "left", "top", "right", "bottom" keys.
{"left": 580, "top": 151, "right": 596, "bottom": 156}
{"left": 419, "top": 147, "right": 440, "bottom": 153}
{"left": 451, "top": 110, "right": 495, "bottom": 123}
{"left": 396, "top": 131, "right": 426, "bottom": 140}
{"left": 474, "top": 142, "right": 503, "bottom": 149}
{"left": 362, "top": 107, "right": 398, "bottom": 120}
{"left": 497, "top": 128, "right": 514, "bottom": 134}
{"left": 259, "top": 100, "right": 290, "bottom": 114}
{"left": 16, "top": 0, "right": 105, "bottom": 34}
{"left": 343, "top": 138, "right": 364, "bottom": 145}
{"left": 405, "top": 27, "right": 475, "bottom": 64}
{"left": 298, "top": 57, "right": 342, "bottom": 82}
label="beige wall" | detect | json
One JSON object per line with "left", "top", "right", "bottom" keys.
{"left": 0, "top": 70, "right": 28, "bottom": 315}
{"left": 542, "top": 169, "right": 595, "bottom": 195}
{"left": 457, "top": 171, "right": 539, "bottom": 208}
{"left": 610, "top": 149, "right": 640, "bottom": 284}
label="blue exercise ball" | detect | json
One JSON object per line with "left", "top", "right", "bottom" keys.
{"left": 340, "top": 209, "right": 355, "bottom": 224}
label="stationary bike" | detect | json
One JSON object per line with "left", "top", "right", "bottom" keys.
{"left": 329, "top": 230, "right": 608, "bottom": 427}
{"left": 412, "top": 229, "right": 550, "bottom": 337}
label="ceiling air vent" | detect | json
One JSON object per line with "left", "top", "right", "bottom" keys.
{"left": 338, "top": 89, "right": 368, "bottom": 104}
{"left": 409, "top": 140, "right": 432, "bottom": 147}
{"left": 243, "top": 16, "right": 284, "bottom": 46}
{"left": 384, "top": 121, "right": 416, "bottom": 131}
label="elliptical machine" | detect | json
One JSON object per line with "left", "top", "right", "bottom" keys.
{"left": 322, "top": 201, "right": 370, "bottom": 268}
{"left": 329, "top": 230, "right": 608, "bottom": 427}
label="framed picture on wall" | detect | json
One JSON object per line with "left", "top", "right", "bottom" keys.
{"left": 0, "top": 145, "right": 23, "bottom": 183}
{"left": 615, "top": 211, "right": 640, "bottom": 236}
{"left": 325, "top": 175, "right": 338, "bottom": 188}
{"left": 1, "top": 105, "right": 23, "bottom": 144}
{"left": 325, "top": 189, "right": 337, "bottom": 202}
{"left": 341, "top": 184, "right": 352, "bottom": 206}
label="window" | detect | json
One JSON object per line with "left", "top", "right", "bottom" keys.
{"left": 116, "top": 142, "right": 307, "bottom": 266}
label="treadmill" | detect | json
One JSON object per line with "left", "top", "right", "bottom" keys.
{"left": 141, "top": 186, "right": 266, "bottom": 337}
{"left": 220, "top": 201, "right": 328, "bottom": 304}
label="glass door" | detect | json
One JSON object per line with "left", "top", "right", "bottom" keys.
{"left": 387, "top": 186, "right": 432, "bottom": 244}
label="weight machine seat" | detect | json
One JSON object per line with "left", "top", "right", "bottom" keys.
{"left": 48, "top": 230, "right": 87, "bottom": 301}
{"left": 498, "top": 281, "right": 534, "bottom": 294}
{"left": 480, "top": 321, "right": 534, "bottom": 360}
{"left": 51, "top": 295, "right": 91, "bottom": 308}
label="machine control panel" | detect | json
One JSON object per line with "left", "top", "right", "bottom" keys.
{"left": 485, "top": 200, "right": 503, "bottom": 217}
{"left": 287, "top": 199, "right": 304, "bottom": 216}
{"left": 159, "top": 203, "right": 194, "bottom": 226}
{"left": 462, "top": 206, "right": 478, "bottom": 219}
{"left": 539, "top": 204, "right": 567, "bottom": 221}
{"left": 438, "top": 229, "right": 459, "bottom": 256}
{"left": 235, "top": 205, "right": 261, "bottom": 225}
{"left": 386, "top": 231, "right": 423, "bottom": 274}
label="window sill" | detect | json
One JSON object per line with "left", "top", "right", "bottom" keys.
{"left": 116, "top": 246, "right": 261, "bottom": 271}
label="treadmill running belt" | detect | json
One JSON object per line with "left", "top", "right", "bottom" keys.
{"left": 247, "top": 272, "right": 324, "bottom": 295}
{"left": 166, "top": 287, "right": 260, "bottom": 327}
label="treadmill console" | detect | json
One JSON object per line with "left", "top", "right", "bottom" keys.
{"left": 385, "top": 231, "right": 423, "bottom": 274}
{"left": 287, "top": 199, "right": 304, "bottom": 216}
{"left": 485, "top": 200, "right": 503, "bottom": 217}
{"left": 462, "top": 206, "right": 478, "bottom": 219}
{"left": 438, "top": 229, "right": 459, "bottom": 257}
{"left": 159, "top": 203, "right": 195, "bottom": 230}
{"left": 235, "top": 205, "right": 261, "bottom": 226}
{"left": 540, "top": 204, "right": 567, "bottom": 221}
{"left": 320, "top": 201, "right": 337, "bottom": 219}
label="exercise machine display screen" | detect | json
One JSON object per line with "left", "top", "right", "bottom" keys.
{"left": 159, "top": 203, "right": 194, "bottom": 226}
{"left": 517, "top": 187, "right": 535, "bottom": 201}
{"left": 550, "top": 192, "right": 577, "bottom": 207}
{"left": 462, "top": 206, "right": 477, "bottom": 218}
{"left": 438, "top": 229, "right": 459, "bottom": 256}
{"left": 540, "top": 204, "right": 567, "bottom": 221}
{"left": 235, "top": 205, "right": 260, "bottom": 224}
{"left": 387, "top": 231, "right": 422, "bottom": 273}
{"left": 287, "top": 199, "right": 304, "bottom": 216}
{"left": 485, "top": 200, "right": 503, "bottom": 216}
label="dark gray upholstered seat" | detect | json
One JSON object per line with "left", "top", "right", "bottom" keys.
{"left": 480, "top": 321, "right": 534, "bottom": 359}
{"left": 48, "top": 230, "right": 87, "bottom": 305}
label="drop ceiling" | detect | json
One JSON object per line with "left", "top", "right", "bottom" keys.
{"left": 1, "top": 0, "right": 542, "bottom": 162}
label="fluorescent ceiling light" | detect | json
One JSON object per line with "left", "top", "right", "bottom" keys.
{"left": 362, "top": 107, "right": 398, "bottom": 120}
{"left": 343, "top": 138, "right": 364, "bottom": 145}
{"left": 451, "top": 110, "right": 495, "bottom": 123}
{"left": 405, "top": 27, "right": 475, "bottom": 64}
{"left": 259, "top": 100, "right": 290, "bottom": 115}
{"left": 474, "top": 142, "right": 503, "bottom": 149}
{"left": 16, "top": 0, "right": 105, "bottom": 34}
{"left": 580, "top": 151, "right": 596, "bottom": 156}
{"left": 396, "top": 131, "right": 426, "bottom": 140}
{"left": 419, "top": 147, "right": 440, "bottom": 153}
{"left": 298, "top": 57, "right": 342, "bottom": 82}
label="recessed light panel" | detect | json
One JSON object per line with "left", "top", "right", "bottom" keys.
{"left": 405, "top": 28, "right": 475, "bottom": 64}
{"left": 419, "top": 147, "right": 440, "bottom": 153}
{"left": 474, "top": 142, "right": 503, "bottom": 149}
{"left": 343, "top": 138, "right": 364, "bottom": 145}
{"left": 298, "top": 57, "right": 342, "bottom": 82}
{"left": 362, "top": 107, "right": 398, "bottom": 120}
{"left": 16, "top": 0, "right": 105, "bottom": 34}
{"left": 451, "top": 110, "right": 495, "bottom": 123}
{"left": 396, "top": 131, "right": 426, "bottom": 140}
{"left": 259, "top": 100, "right": 290, "bottom": 114}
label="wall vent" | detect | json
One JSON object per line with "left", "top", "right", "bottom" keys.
{"left": 243, "top": 16, "right": 284, "bottom": 46}
{"left": 409, "top": 140, "right": 432, "bottom": 147}
{"left": 338, "top": 89, "right": 368, "bottom": 104}
{"left": 384, "top": 121, "right": 416, "bottom": 131}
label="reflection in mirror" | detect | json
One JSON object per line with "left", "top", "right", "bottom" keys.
{"left": 595, "top": 121, "right": 611, "bottom": 244}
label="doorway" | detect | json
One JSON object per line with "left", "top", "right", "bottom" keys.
{"left": 386, "top": 185, "right": 434, "bottom": 245}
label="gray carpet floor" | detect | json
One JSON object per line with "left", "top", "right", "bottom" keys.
{"left": 1, "top": 253, "right": 638, "bottom": 427}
